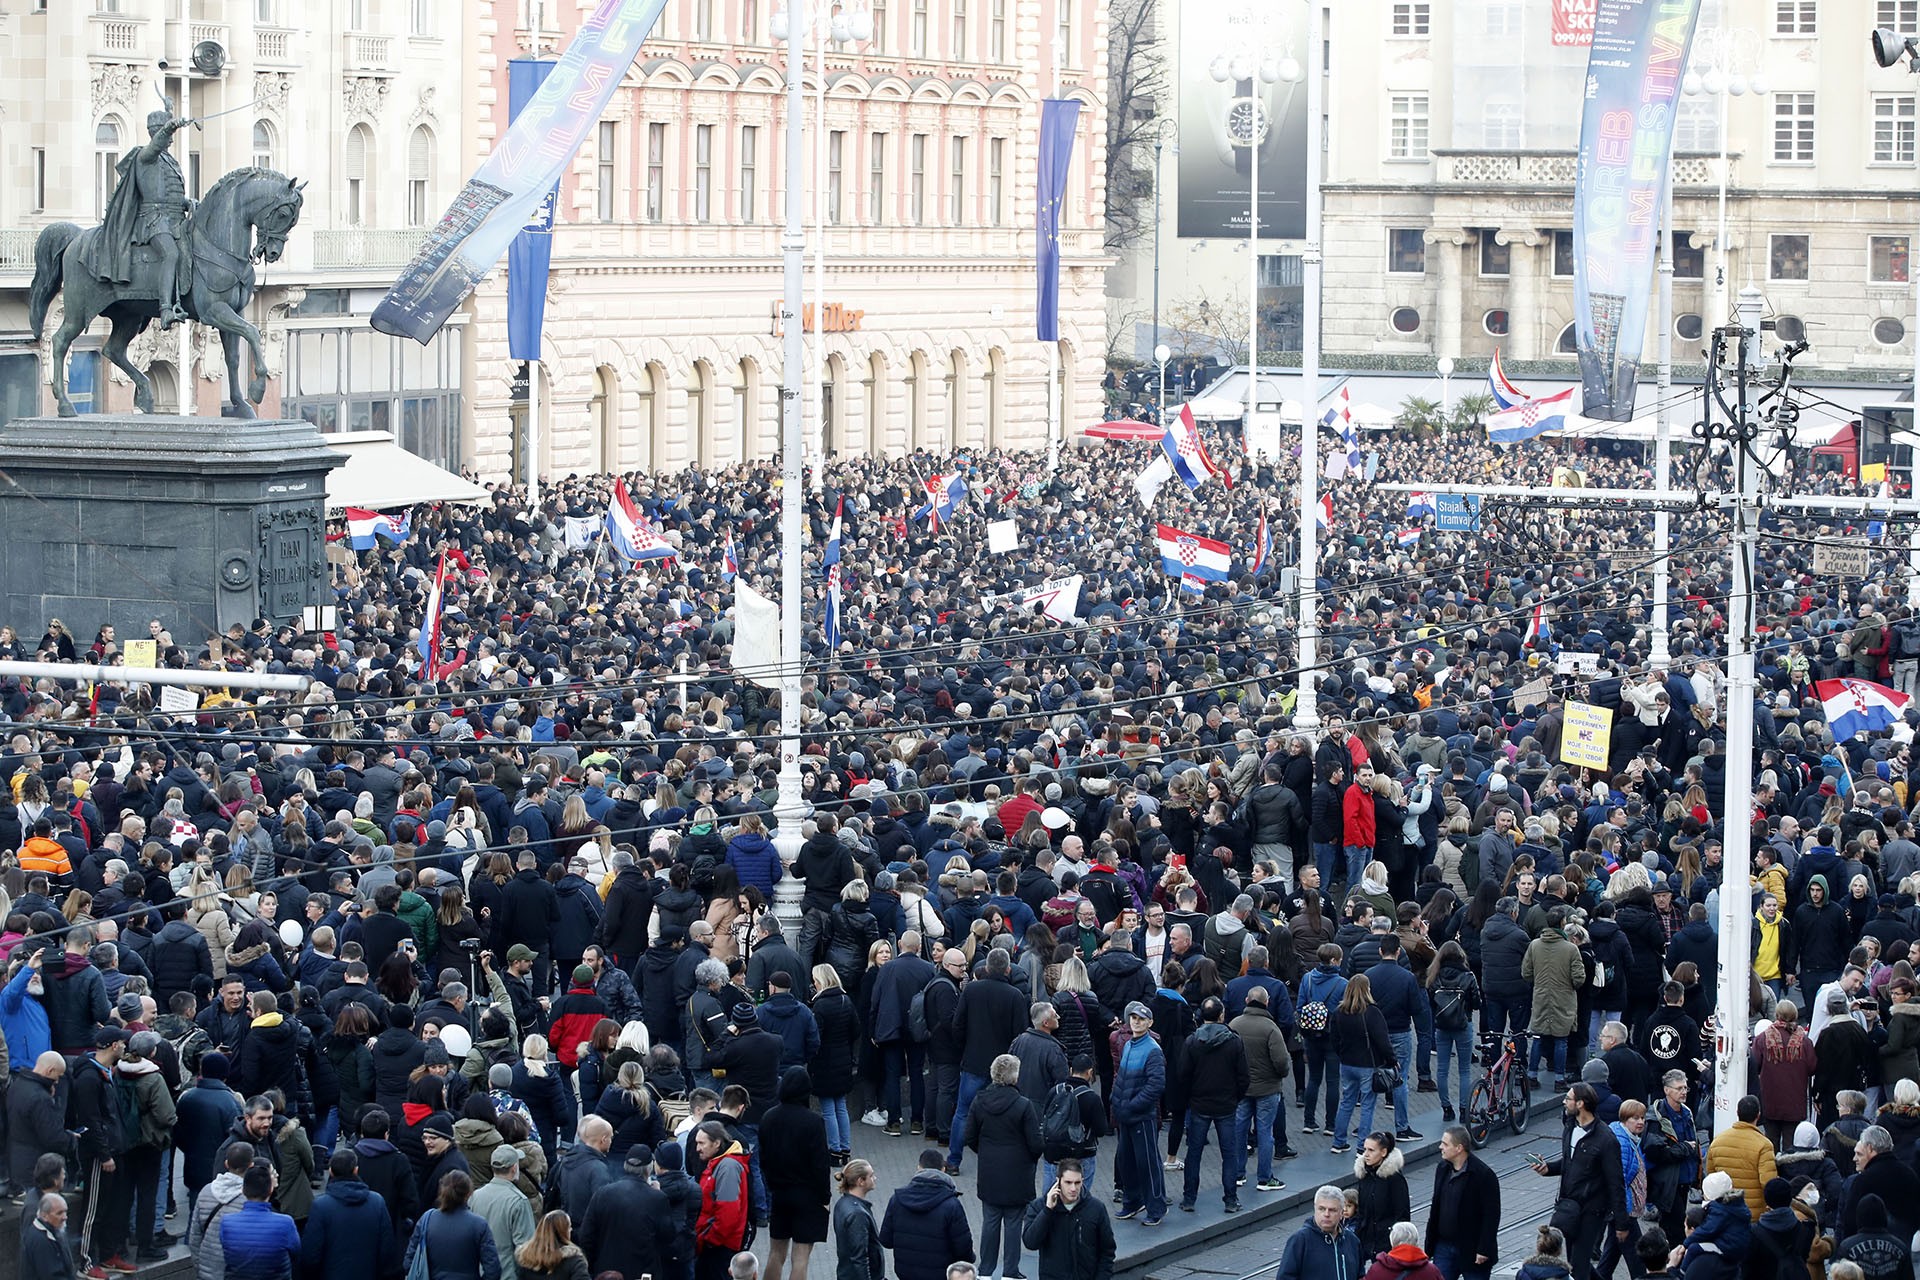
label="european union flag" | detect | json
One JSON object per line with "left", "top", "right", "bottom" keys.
{"left": 1034, "top": 98, "right": 1081, "bottom": 343}
{"left": 507, "top": 58, "right": 558, "bottom": 362}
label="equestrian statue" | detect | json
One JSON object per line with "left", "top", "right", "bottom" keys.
{"left": 27, "top": 99, "right": 306, "bottom": 419}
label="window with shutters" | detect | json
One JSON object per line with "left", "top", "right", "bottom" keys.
{"left": 407, "top": 126, "right": 434, "bottom": 227}
{"left": 1875, "top": 95, "right": 1916, "bottom": 164}
{"left": 647, "top": 122, "right": 666, "bottom": 223}
{"left": 1775, "top": 0, "right": 1816, "bottom": 34}
{"left": 345, "top": 124, "right": 370, "bottom": 225}
{"left": 695, "top": 124, "right": 713, "bottom": 222}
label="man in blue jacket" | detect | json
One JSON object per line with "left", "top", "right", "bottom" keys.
{"left": 300, "top": 1148, "right": 398, "bottom": 1279}
{"left": 219, "top": 1164, "right": 300, "bottom": 1280}
{"left": 1276, "top": 1185, "right": 1362, "bottom": 1280}
{"left": 871, "top": 933, "right": 936, "bottom": 1137}
{"left": 1111, "top": 1001, "right": 1167, "bottom": 1226}
{"left": 1363, "top": 932, "right": 1428, "bottom": 1141}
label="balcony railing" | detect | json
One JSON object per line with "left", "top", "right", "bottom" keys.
{"left": 256, "top": 26, "right": 294, "bottom": 63}
{"left": 1434, "top": 150, "right": 1719, "bottom": 188}
{"left": 0, "top": 229, "right": 35, "bottom": 275}
{"left": 90, "top": 13, "right": 148, "bottom": 58}
{"left": 343, "top": 32, "right": 395, "bottom": 72}
{"left": 313, "top": 228, "right": 428, "bottom": 270}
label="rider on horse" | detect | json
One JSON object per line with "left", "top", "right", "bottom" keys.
{"left": 78, "top": 103, "right": 192, "bottom": 328}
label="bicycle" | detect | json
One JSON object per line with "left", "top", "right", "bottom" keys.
{"left": 1463, "top": 1030, "right": 1531, "bottom": 1148}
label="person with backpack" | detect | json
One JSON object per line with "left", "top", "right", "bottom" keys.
{"left": 871, "top": 931, "right": 936, "bottom": 1137}
{"left": 1426, "top": 942, "right": 1480, "bottom": 1125}
{"left": 1297, "top": 943, "right": 1349, "bottom": 1139}
{"left": 115, "top": 1031, "right": 178, "bottom": 1266}
{"left": 1040, "top": 1055, "right": 1108, "bottom": 1193}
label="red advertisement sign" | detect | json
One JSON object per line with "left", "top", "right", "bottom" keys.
{"left": 1553, "top": 0, "right": 1596, "bottom": 46}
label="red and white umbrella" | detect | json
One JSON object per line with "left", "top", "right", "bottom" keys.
{"left": 1084, "top": 419, "right": 1163, "bottom": 442}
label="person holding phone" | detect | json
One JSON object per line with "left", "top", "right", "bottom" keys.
{"left": 1020, "top": 1159, "right": 1114, "bottom": 1280}
{"left": 1529, "top": 1083, "right": 1629, "bottom": 1280}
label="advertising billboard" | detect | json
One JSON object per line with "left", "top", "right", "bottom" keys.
{"left": 1176, "top": 0, "right": 1309, "bottom": 240}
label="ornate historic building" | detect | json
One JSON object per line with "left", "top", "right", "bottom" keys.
{"left": 466, "top": 0, "right": 1110, "bottom": 480}
{"left": 0, "top": 0, "right": 470, "bottom": 463}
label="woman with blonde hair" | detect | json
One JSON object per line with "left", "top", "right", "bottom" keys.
{"left": 808, "top": 963, "right": 860, "bottom": 1162}
{"left": 61, "top": 888, "right": 92, "bottom": 924}
{"left": 832, "top": 1159, "right": 881, "bottom": 1280}
{"left": 512, "top": 1033, "right": 571, "bottom": 1163}
{"left": 186, "top": 866, "right": 234, "bottom": 978}
{"left": 593, "top": 1058, "right": 664, "bottom": 1163}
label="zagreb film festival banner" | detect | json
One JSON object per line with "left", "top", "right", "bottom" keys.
{"left": 1174, "top": 0, "right": 1309, "bottom": 239}
{"left": 1553, "top": 0, "right": 1597, "bottom": 47}
{"left": 1571, "top": 0, "right": 1701, "bottom": 421}
{"left": 372, "top": 0, "right": 669, "bottom": 344}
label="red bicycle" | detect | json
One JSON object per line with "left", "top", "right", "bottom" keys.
{"left": 1464, "top": 1031, "right": 1531, "bottom": 1148}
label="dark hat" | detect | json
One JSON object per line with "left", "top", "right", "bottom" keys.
{"left": 505, "top": 943, "right": 536, "bottom": 964}
{"left": 573, "top": 964, "right": 596, "bottom": 987}
{"left": 624, "top": 1144, "right": 655, "bottom": 1173}
{"left": 1763, "top": 1178, "right": 1793, "bottom": 1209}
{"left": 422, "top": 1040, "right": 451, "bottom": 1068}
{"left": 421, "top": 1114, "right": 455, "bottom": 1138}
{"left": 200, "top": 1051, "right": 230, "bottom": 1081}
{"left": 1881, "top": 893, "right": 1900, "bottom": 909}
{"left": 731, "top": 1002, "right": 758, "bottom": 1026}
{"left": 427, "top": 820, "right": 447, "bottom": 838}
{"left": 94, "top": 1027, "right": 128, "bottom": 1049}
{"left": 654, "top": 1142, "right": 683, "bottom": 1172}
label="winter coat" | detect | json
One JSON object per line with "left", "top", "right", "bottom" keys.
{"left": 578, "top": 1171, "right": 676, "bottom": 1280}
{"left": 1332, "top": 1002, "right": 1394, "bottom": 1072}
{"left": 403, "top": 1205, "right": 500, "bottom": 1280}
{"left": 1020, "top": 1194, "right": 1116, "bottom": 1280}
{"left": 824, "top": 902, "right": 882, "bottom": 995}
{"left": 370, "top": 1027, "right": 427, "bottom": 1119}
{"left": 1275, "top": 1220, "right": 1363, "bottom": 1280}
{"left": 151, "top": 916, "right": 216, "bottom": 1006}
{"left": 1879, "top": 1002, "right": 1920, "bottom": 1085}
{"left": 1751, "top": 1019, "right": 1818, "bottom": 1124}
{"left": 964, "top": 1080, "right": 1044, "bottom": 1206}
{"left": 725, "top": 830, "right": 785, "bottom": 897}
{"left": 1426, "top": 1151, "right": 1502, "bottom": 1264}
{"left": 190, "top": 1169, "right": 250, "bottom": 1280}
{"left": 1231, "top": 1004, "right": 1291, "bottom": 1096}
{"left": 300, "top": 1177, "right": 399, "bottom": 1280}
{"left": 1177, "top": 1020, "right": 1250, "bottom": 1117}
{"left": 1479, "top": 913, "right": 1533, "bottom": 1003}
{"left": 1707, "top": 1120, "right": 1781, "bottom": 1221}
{"left": 760, "top": 1066, "right": 833, "bottom": 1221}
{"left": 354, "top": 1137, "right": 419, "bottom": 1235}
{"left": 550, "top": 874, "right": 604, "bottom": 963}
{"left": 235, "top": 1012, "right": 302, "bottom": 1104}
{"left": 1521, "top": 928, "right": 1586, "bottom": 1037}
{"left": 952, "top": 971, "right": 1031, "bottom": 1077}
{"left": 593, "top": 1084, "right": 668, "bottom": 1164}
{"left": 7, "top": 1069, "right": 70, "bottom": 1188}
{"left": 0, "top": 963, "right": 49, "bottom": 1067}
{"left": 41, "top": 951, "right": 111, "bottom": 1052}
{"left": 1352, "top": 1146, "right": 1412, "bottom": 1261}
{"left": 1110, "top": 1031, "right": 1166, "bottom": 1125}
{"left": 809, "top": 985, "right": 861, "bottom": 1097}
{"left": 1364, "top": 1245, "right": 1445, "bottom": 1280}
{"left": 880, "top": 1170, "right": 975, "bottom": 1280}
{"left": 836, "top": 1193, "right": 887, "bottom": 1280}
{"left": 218, "top": 1199, "right": 302, "bottom": 1280}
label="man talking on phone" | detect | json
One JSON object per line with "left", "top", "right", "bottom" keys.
{"left": 1020, "top": 1159, "right": 1114, "bottom": 1280}
{"left": 1529, "top": 1083, "right": 1628, "bottom": 1280}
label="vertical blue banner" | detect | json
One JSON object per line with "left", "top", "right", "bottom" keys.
{"left": 1035, "top": 98, "right": 1082, "bottom": 343}
{"left": 372, "top": 0, "right": 670, "bottom": 345}
{"left": 1573, "top": 0, "right": 1701, "bottom": 421}
{"left": 507, "top": 58, "right": 558, "bottom": 362}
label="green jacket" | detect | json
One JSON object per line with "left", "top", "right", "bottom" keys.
{"left": 397, "top": 890, "right": 438, "bottom": 959}
{"left": 1521, "top": 927, "right": 1586, "bottom": 1037}
{"left": 118, "top": 1060, "right": 176, "bottom": 1150}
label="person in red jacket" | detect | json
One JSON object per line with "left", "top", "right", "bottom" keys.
{"left": 545, "top": 966, "right": 608, "bottom": 1070}
{"left": 695, "top": 1119, "right": 752, "bottom": 1280}
{"left": 1342, "top": 764, "right": 1378, "bottom": 891}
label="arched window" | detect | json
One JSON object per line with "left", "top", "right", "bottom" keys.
{"left": 95, "top": 118, "right": 123, "bottom": 219}
{"left": 984, "top": 348, "right": 1004, "bottom": 448}
{"left": 863, "top": 352, "right": 886, "bottom": 456}
{"left": 252, "top": 120, "right": 276, "bottom": 171}
{"left": 906, "top": 352, "right": 927, "bottom": 452}
{"left": 734, "top": 360, "right": 756, "bottom": 462}
{"left": 592, "top": 365, "right": 619, "bottom": 473}
{"left": 947, "top": 350, "right": 967, "bottom": 448}
{"left": 688, "top": 361, "right": 712, "bottom": 466}
{"left": 407, "top": 126, "right": 435, "bottom": 227}
{"left": 636, "top": 362, "right": 660, "bottom": 471}
{"left": 345, "top": 125, "right": 372, "bottom": 225}
{"left": 1555, "top": 322, "right": 1579, "bottom": 355}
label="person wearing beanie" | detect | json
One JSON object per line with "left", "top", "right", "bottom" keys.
{"left": 1680, "top": 1171, "right": 1753, "bottom": 1277}
{"left": 651, "top": 1137, "right": 703, "bottom": 1276}
{"left": 1835, "top": 1192, "right": 1914, "bottom": 1280}
{"left": 416, "top": 1110, "right": 470, "bottom": 1207}
{"left": 1777, "top": 1120, "right": 1846, "bottom": 1216}
{"left": 547, "top": 964, "right": 610, "bottom": 1073}
{"left": 576, "top": 1133, "right": 675, "bottom": 1280}
{"left": 708, "top": 1001, "right": 783, "bottom": 1124}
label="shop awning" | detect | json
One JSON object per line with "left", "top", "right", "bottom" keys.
{"left": 322, "top": 431, "right": 488, "bottom": 512}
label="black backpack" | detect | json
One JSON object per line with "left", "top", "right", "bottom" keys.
{"left": 1900, "top": 621, "right": 1920, "bottom": 659}
{"left": 1041, "top": 1080, "right": 1092, "bottom": 1156}
{"left": 907, "top": 974, "right": 952, "bottom": 1044}
{"left": 1431, "top": 972, "right": 1475, "bottom": 1032}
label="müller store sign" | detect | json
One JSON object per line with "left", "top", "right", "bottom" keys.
{"left": 770, "top": 301, "right": 866, "bottom": 336}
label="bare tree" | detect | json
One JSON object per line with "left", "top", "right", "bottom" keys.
{"left": 1105, "top": 0, "right": 1168, "bottom": 254}
{"left": 1165, "top": 290, "right": 1248, "bottom": 366}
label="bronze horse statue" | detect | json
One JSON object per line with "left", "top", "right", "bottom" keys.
{"left": 28, "top": 167, "right": 305, "bottom": 418}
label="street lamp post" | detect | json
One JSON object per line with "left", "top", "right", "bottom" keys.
{"left": 1208, "top": 51, "right": 1293, "bottom": 450}
{"left": 1682, "top": 27, "right": 1768, "bottom": 326}
{"left": 1437, "top": 354, "right": 1454, "bottom": 411}
{"left": 1150, "top": 118, "right": 1177, "bottom": 365}
{"left": 1294, "top": 1, "right": 1323, "bottom": 730}
{"left": 1154, "top": 341, "right": 1171, "bottom": 424}
{"left": 1872, "top": 25, "right": 1920, "bottom": 610}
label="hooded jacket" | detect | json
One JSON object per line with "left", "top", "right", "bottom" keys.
{"left": 300, "top": 1177, "right": 399, "bottom": 1279}
{"left": 1362, "top": 1244, "right": 1445, "bottom": 1280}
{"left": 879, "top": 1169, "right": 975, "bottom": 1280}
{"left": 963, "top": 1080, "right": 1044, "bottom": 1208}
{"left": 189, "top": 1169, "right": 251, "bottom": 1280}
{"left": 1352, "top": 1147, "right": 1412, "bottom": 1261}
{"left": 151, "top": 916, "right": 216, "bottom": 1006}
{"left": 1177, "top": 1019, "right": 1251, "bottom": 1117}
{"left": 42, "top": 950, "right": 110, "bottom": 1052}
{"left": 1275, "top": 1218, "right": 1362, "bottom": 1280}
{"left": 353, "top": 1136, "right": 419, "bottom": 1233}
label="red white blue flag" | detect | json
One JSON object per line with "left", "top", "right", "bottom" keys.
{"left": 1816, "top": 678, "right": 1911, "bottom": 743}
{"left": 605, "top": 480, "right": 674, "bottom": 564}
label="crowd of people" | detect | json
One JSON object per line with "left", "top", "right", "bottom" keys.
{"left": 0, "top": 425, "right": 1914, "bottom": 1280}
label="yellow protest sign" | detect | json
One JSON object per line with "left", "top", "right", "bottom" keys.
{"left": 1863, "top": 462, "right": 1887, "bottom": 484}
{"left": 1559, "top": 700, "right": 1613, "bottom": 771}
{"left": 123, "top": 639, "right": 157, "bottom": 669}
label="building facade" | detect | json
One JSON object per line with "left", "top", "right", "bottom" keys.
{"left": 468, "top": 0, "right": 1109, "bottom": 480}
{"left": 1110, "top": 0, "right": 1920, "bottom": 385}
{"left": 0, "top": 0, "right": 470, "bottom": 463}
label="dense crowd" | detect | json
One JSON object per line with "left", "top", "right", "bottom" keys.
{"left": 0, "top": 426, "right": 1917, "bottom": 1280}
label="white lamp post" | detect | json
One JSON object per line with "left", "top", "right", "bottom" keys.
{"left": 773, "top": 2, "right": 872, "bottom": 494}
{"left": 1682, "top": 27, "right": 1768, "bottom": 327}
{"left": 1154, "top": 341, "right": 1171, "bottom": 424}
{"left": 1294, "top": 2, "right": 1323, "bottom": 729}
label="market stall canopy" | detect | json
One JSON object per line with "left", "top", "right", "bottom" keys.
{"left": 322, "top": 431, "right": 488, "bottom": 512}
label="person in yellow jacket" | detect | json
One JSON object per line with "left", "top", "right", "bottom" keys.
{"left": 1751, "top": 896, "right": 1791, "bottom": 1002}
{"left": 1704, "top": 1095, "right": 1779, "bottom": 1220}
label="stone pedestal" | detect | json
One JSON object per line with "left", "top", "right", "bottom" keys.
{"left": 0, "top": 416, "right": 344, "bottom": 645}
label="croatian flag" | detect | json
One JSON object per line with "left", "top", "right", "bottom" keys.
{"left": 344, "top": 507, "right": 412, "bottom": 550}
{"left": 1405, "top": 492, "right": 1437, "bottom": 519}
{"left": 1487, "top": 388, "right": 1576, "bottom": 445}
{"left": 1316, "top": 494, "right": 1334, "bottom": 530}
{"left": 1524, "top": 602, "right": 1551, "bottom": 646}
{"left": 1320, "top": 386, "right": 1362, "bottom": 471}
{"left": 1161, "top": 403, "right": 1232, "bottom": 492}
{"left": 722, "top": 533, "right": 738, "bottom": 583}
{"left": 1250, "top": 510, "right": 1271, "bottom": 577}
{"left": 1179, "top": 572, "right": 1207, "bottom": 597}
{"left": 1816, "top": 678, "right": 1912, "bottom": 742}
{"left": 1488, "top": 348, "right": 1527, "bottom": 411}
{"left": 1153, "top": 523, "right": 1232, "bottom": 583}
{"left": 1395, "top": 527, "right": 1422, "bottom": 549}
{"left": 913, "top": 473, "right": 968, "bottom": 529}
{"left": 605, "top": 480, "right": 675, "bottom": 564}
{"left": 417, "top": 552, "right": 451, "bottom": 676}
{"left": 823, "top": 498, "right": 843, "bottom": 648}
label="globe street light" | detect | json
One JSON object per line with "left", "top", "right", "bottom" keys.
{"left": 1437, "top": 355, "right": 1454, "bottom": 442}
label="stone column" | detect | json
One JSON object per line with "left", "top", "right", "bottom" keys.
{"left": 1425, "top": 229, "right": 1468, "bottom": 361}
{"left": 1497, "top": 228, "right": 1543, "bottom": 361}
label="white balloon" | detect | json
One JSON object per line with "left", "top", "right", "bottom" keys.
{"left": 439, "top": 1023, "right": 473, "bottom": 1060}
{"left": 279, "top": 920, "right": 304, "bottom": 949}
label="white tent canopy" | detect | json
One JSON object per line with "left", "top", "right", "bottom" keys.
{"left": 322, "top": 431, "right": 487, "bottom": 512}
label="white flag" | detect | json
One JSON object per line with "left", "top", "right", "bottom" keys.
{"left": 731, "top": 579, "right": 783, "bottom": 689}
{"left": 564, "top": 515, "right": 601, "bottom": 549}
{"left": 1135, "top": 456, "right": 1172, "bottom": 510}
